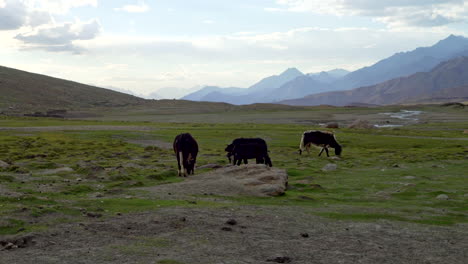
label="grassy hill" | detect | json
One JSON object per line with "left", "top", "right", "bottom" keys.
{"left": 0, "top": 65, "right": 145, "bottom": 112}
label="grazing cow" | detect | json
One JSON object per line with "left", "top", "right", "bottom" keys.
{"left": 173, "top": 133, "right": 199, "bottom": 177}
{"left": 225, "top": 138, "right": 272, "bottom": 167}
{"left": 299, "top": 131, "right": 342, "bottom": 157}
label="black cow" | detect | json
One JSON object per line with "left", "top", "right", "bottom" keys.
{"left": 225, "top": 138, "right": 272, "bottom": 167}
{"left": 173, "top": 133, "right": 199, "bottom": 177}
{"left": 299, "top": 131, "right": 342, "bottom": 157}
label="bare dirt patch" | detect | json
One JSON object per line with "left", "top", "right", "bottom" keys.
{"left": 1, "top": 206, "right": 466, "bottom": 264}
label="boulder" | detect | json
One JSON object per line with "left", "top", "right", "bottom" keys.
{"left": 146, "top": 164, "right": 289, "bottom": 197}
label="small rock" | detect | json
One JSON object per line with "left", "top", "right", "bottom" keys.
{"left": 298, "top": 196, "right": 314, "bottom": 201}
{"left": 221, "top": 227, "right": 232, "bottom": 231}
{"left": 347, "top": 119, "right": 374, "bottom": 129}
{"left": 86, "top": 212, "right": 103, "bottom": 218}
{"left": 300, "top": 233, "right": 309, "bottom": 238}
{"left": 322, "top": 163, "right": 337, "bottom": 171}
{"left": 3, "top": 242, "right": 17, "bottom": 250}
{"left": 325, "top": 122, "right": 339, "bottom": 128}
{"left": 403, "top": 176, "right": 416, "bottom": 180}
{"left": 267, "top": 256, "right": 292, "bottom": 263}
{"left": 226, "top": 219, "right": 237, "bottom": 226}
{"left": 436, "top": 194, "right": 449, "bottom": 200}
{"left": 0, "top": 160, "right": 9, "bottom": 168}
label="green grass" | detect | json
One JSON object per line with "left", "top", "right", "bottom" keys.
{"left": 0, "top": 112, "right": 467, "bottom": 235}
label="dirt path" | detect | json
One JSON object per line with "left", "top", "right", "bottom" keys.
{"left": 124, "top": 139, "right": 172, "bottom": 149}
{"left": 381, "top": 134, "right": 468, "bottom": 141}
{"left": 0, "top": 125, "right": 156, "bottom": 132}
{"left": 1, "top": 206, "right": 467, "bottom": 264}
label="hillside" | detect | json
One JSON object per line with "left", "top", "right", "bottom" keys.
{"left": 280, "top": 56, "right": 468, "bottom": 106}
{"left": 0, "top": 65, "right": 145, "bottom": 111}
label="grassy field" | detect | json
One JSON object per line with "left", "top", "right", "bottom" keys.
{"left": 0, "top": 104, "right": 467, "bottom": 238}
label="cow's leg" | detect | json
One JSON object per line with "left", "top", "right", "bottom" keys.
{"left": 177, "top": 151, "right": 183, "bottom": 176}
{"left": 236, "top": 158, "right": 242, "bottom": 166}
{"left": 244, "top": 159, "right": 248, "bottom": 164}
{"left": 318, "top": 148, "right": 325, "bottom": 157}
{"left": 181, "top": 151, "right": 188, "bottom": 177}
{"left": 325, "top": 147, "right": 330, "bottom": 157}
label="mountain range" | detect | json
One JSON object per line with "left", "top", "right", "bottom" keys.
{"left": 280, "top": 56, "right": 468, "bottom": 106}
{"left": 181, "top": 35, "right": 468, "bottom": 105}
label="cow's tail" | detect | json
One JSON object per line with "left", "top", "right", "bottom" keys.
{"left": 299, "top": 133, "right": 305, "bottom": 155}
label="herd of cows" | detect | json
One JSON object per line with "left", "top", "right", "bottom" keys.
{"left": 173, "top": 131, "right": 343, "bottom": 177}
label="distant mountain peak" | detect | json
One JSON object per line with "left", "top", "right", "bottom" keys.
{"left": 280, "top": 67, "right": 303, "bottom": 76}
{"left": 434, "top": 34, "right": 468, "bottom": 47}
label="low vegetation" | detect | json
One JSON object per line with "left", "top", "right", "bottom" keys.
{"left": 0, "top": 105, "right": 467, "bottom": 237}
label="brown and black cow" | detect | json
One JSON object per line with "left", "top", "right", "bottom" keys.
{"left": 299, "top": 130, "right": 342, "bottom": 157}
{"left": 173, "top": 133, "right": 199, "bottom": 177}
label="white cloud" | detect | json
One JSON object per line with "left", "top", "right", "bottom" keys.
{"left": 0, "top": 0, "right": 32, "bottom": 30}
{"left": 0, "top": 0, "right": 98, "bottom": 31}
{"left": 115, "top": 1, "right": 149, "bottom": 13}
{"left": 29, "top": 0, "right": 98, "bottom": 14}
{"left": 15, "top": 19, "right": 102, "bottom": 54}
{"left": 273, "top": 0, "right": 468, "bottom": 28}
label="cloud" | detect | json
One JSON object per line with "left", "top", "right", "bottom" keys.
{"left": 273, "top": 0, "right": 468, "bottom": 28}
{"left": 115, "top": 1, "right": 150, "bottom": 13}
{"left": 0, "top": 0, "right": 98, "bottom": 31}
{"left": 0, "top": 0, "right": 33, "bottom": 30}
{"left": 30, "top": 0, "right": 98, "bottom": 14}
{"left": 15, "top": 19, "right": 102, "bottom": 54}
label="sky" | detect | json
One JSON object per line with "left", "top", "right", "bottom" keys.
{"left": 1, "top": 0, "right": 468, "bottom": 98}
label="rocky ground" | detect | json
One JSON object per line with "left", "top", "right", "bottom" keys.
{"left": 1, "top": 165, "right": 467, "bottom": 264}
{"left": 2, "top": 205, "right": 467, "bottom": 264}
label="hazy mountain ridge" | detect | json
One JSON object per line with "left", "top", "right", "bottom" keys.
{"left": 332, "top": 35, "right": 468, "bottom": 91}
{"left": 280, "top": 56, "right": 468, "bottom": 106}
{"left": 183, "top": 68, "right": 346, "bottom": 104}
{"left": 181, "top": 86, "right": 246, "bottom": 101}
{"left": 181, "top": 67, "right": 306, "bottom": 104}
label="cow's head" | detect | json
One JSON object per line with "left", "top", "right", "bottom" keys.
{"left": 186, "top": 153, "right": 197, "bottom": 174}
{"left": 334, "top": 145, "right": 342, "bottom": 156}
{"left": 225, "top": 144, "right": 234, "bottom": 163}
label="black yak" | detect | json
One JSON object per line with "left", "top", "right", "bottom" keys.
{"left": 173, "top": 133, "right": 199, "bottom": 177}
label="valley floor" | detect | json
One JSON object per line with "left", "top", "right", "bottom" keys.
{"left": 0, "top": 105, "right": 467, "bottom": 263}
